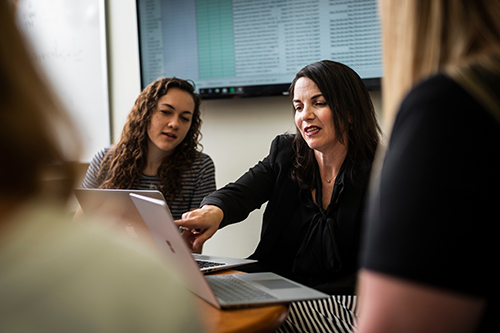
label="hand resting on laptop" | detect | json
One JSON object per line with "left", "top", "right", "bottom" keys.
{"left": 175, "top": 205, "right": 224, "bottom": 252}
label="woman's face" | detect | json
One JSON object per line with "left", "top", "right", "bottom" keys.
{"left": 147, "top": 87, "right": 195, "bottom": 157}
{"left": 293, "top": 77, "right": 344, "bottom": 153}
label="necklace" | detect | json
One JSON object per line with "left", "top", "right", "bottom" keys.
{"left": 322, "top": 173, "right": 336, "bottom": 183}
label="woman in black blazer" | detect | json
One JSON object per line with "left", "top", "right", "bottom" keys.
{"left": 178, "top": 60, "right": 381, "bottom": 332}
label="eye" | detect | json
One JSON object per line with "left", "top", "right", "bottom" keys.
{"left": 293, "top": 104, "right": 303, "bottom": 112}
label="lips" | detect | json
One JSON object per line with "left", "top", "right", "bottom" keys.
{"left": 304, "top": 125, "right": 321, "bottom": 136}
{"left": 162, "top": 132, "right": 177, "bottom": 139}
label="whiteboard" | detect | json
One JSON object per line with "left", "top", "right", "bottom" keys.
{"left": 16, "top": 0, "right": 111, "bottom": 162}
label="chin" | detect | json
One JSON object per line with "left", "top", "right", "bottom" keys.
{"left": 304, "top": 138, "right": 320, "bottom": 149}
{"left": 153, "top": 143, "right": 176, "bottom": 156}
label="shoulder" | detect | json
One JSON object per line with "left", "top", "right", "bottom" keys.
{"left": 396, "top": 74, "right": 461, "bottom": 124}
{"left": 187, "top": 153, "right": 215, "bottom": 185}
{"left": 198, "top": 152, "right": 214, "bottom": 165}
{"left": 404, "top": 73, "right": 457, "bottom": 101}
{"left": 193, "top": 152, "right": 215, "bottom": 170}
{"left": 393, "top": 73, "right": 500, "bottom": 143}
{"left": 263, "top": 134, "right": 296, "bottom": 169}
{"left": 271, "top": 133, "right": 295, "bottom": 148}
{"left": 90, "top": 145, "right": 114, "bottom": 164}
{"left": 269, "top": 134, "right": 295, "bottom": 155}
{"left": 82, "top": 146, "right": 115, "bottom": 188}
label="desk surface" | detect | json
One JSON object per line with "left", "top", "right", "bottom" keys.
{"left": 196, "top": 270, "right": 289, "bottom": 333}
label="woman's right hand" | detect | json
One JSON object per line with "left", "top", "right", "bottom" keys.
{"left": 174, "top": 205, "right": 224, "bottom": 252}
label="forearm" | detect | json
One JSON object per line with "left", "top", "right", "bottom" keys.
{"left": 201, "top": 184, "right": 266, "bottom": 227}
{"left": 356, "top": 270, "right": 485, "bottom": 333}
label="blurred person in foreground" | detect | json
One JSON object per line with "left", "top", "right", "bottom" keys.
{"left": 357, "top": 1, "right": 500, "bottom": 332}
{"left": 0, "top": 0, "right": 204, "bottom": 331}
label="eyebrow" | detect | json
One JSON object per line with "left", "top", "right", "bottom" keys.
{"left": 160, "top": 103, "right": 193, "bottom": 114}
{"left": 160, "top": 103, "right": 175, "bottom": 110}
{"left": 293, "top": 93, "right": 323, "bottom": 103}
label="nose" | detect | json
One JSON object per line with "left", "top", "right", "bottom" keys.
{"left": 168, "top": 115, "right": 180, "bottom": 129}
{"left": 300, "top": 103, "right": 315, "bottom": 121}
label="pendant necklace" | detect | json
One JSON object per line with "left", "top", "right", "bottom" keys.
{"left": 323, "top": 173, "right": 336, "bottom": 183}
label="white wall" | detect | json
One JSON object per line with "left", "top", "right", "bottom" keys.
{"left": 199, "top": 96, "right": 296, "bottom": 257}
{"left": 105, "top": 0, "right": 142, "bottom": 139}
{"left": 107, "top": 0, "right": 381, "bottom": 258}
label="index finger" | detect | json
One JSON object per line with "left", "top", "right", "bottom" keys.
{"left": 174, "top": 210, "right": 206, "bottom": 230}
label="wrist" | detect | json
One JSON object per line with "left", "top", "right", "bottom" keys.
{"left": 201, "top": 205, "right": 224, "bottom": 225}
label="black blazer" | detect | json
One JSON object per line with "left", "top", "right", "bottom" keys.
{"left": 201, "top": 134, "right": 372, "bottom": 294}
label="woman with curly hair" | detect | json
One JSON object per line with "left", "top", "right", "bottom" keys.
{"left": 78, "top": 77, "right": 216, "bottom": 223}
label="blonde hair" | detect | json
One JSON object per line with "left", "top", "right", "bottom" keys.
{"left": 380, "top": 0, "right": 500, "bottom": 134}
{"left": 0, "top": 0, "right": 81, "bottom": 201}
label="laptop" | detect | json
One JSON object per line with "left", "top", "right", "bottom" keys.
{"left": 130, "top": 193, "right": 330, "bottom": 309}
{"left": 74, "top": 188, "right": 256, "bottom": 273}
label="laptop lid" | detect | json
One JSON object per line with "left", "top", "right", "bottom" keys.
{"left": 75, "top": 188, "right": 255, "bottom": 273}
{"left": 130, "top": 193, "right": 329, "bottom": 309}
{"left": 74, "top": 188, "right": 166, "bottom": 251}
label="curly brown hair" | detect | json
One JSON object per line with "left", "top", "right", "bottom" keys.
{"left": 289, "top": 60, "right": 381, "bottom": 189}
{"left": 98, "top": 77, "right": 203, "bottom": 204}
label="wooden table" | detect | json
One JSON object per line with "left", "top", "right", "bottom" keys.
{"left": 195, "top": 270, "right": 289, "bottom": 333}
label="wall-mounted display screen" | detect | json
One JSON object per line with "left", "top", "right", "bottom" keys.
{"left": 136, "top": 0, "right": 382, "bottom": 99}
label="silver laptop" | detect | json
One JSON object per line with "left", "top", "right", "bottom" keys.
{"left": 74, "top": 188, "right": 256, "bottom": 273}
{"left": 130, "top": 193, "right": 329, "bottom": 309}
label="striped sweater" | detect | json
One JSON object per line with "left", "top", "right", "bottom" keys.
{"left": 81, "top": 146, "right": 216, "bottom": 220}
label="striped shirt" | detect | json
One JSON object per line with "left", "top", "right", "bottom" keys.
{"left": 81, "top": 146, "right": 216, "bottom": 220}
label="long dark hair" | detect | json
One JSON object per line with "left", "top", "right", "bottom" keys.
{"left": 289, "top": 60, "right": 381, "bottom": 189}
{"left": 98, "top": 77, "right": 203, "bottom": 204}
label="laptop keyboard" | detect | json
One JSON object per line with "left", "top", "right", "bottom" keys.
{"left": 196, "top": 260, "right": 225, "bottom": 269}
{"left": 206, "top": 275, "right": 277, "bottom": 303}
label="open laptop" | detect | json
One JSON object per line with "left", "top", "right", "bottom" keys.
{"left": 74, "top": 188, "right": 256, "bottom": 273}
{"left": 130, "top": 193, "right": 329, "bottom": 309}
